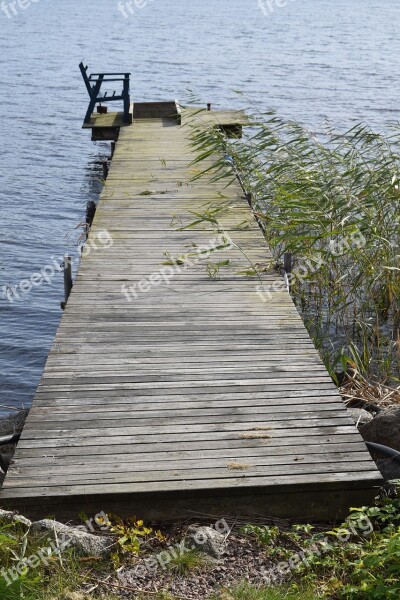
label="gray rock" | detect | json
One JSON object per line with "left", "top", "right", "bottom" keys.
{"left": 184, "top": 525, "right": 226, "bottom": 558}
{"left": 0, "top": 508, "right": 31, "bottom": 527}
{"left": 347, "top": 407, "right": 373, "bottom": 427}
{"left": 0, "top": 409, "right": 29, "bottom": 481}
{"left": 376, "top": 459, "right": 400, "bottom": 482}
{"left": 0, "top": 409, "right": 29, "bottom": 436}
{"left": 360, "top": 406, "right": 400, "bottom": 451}
{"left": 31, "top": 519, "right": 114, "bottom": 557}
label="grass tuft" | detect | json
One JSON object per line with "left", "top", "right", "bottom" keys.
{"left": 166, "top": 547, "right": 211, "bottom": 575}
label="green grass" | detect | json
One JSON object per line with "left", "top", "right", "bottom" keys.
{"left": 0, "top": 519, "right": 117, "bottom": 600}
{"left": 166, "top": 547, "right": 211, "bottom": 575}
{"left": 219, "top": 582, "right": 318, "bottom": 599}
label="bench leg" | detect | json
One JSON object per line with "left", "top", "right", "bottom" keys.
{"left": 84, "top": 98, "right": 97, "bottom": 124}
{"left": 123, "top": 94, "right": 130, "bottom": 124}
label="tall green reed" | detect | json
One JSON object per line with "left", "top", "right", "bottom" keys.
{"left": 187, "top": 110, "right": 400, "bottom": 381}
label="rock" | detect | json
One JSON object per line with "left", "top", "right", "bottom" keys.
{"left": 347, "top": 407, "right": 373, "bottom": 427}
{"left": 376, "top": 458, "right": 400, "bottom": 482}
{"left": 360, "top": 407, "right": 400, "bottom": 452}
{"left": 0, "top": 409, "right": 29, "bottom": 480}
{"left": 0, "top": 409, "right": 29, "bottom": 437}
{"left": 0, "top": 508, "right": 32, "bottom": 527}
{"left": 31, "top": 519, "right": 114, "bottom": 557}
{"left": 184, "top": 525, "right": 226, "bottom": 558}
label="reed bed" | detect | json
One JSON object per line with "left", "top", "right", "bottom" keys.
{"left": 341, "top": 375, "right": 400, "bottom": 409}
{"left": 188, "top": 110, "right": 400, "bottom": 382}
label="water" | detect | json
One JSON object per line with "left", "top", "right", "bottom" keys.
{"left": 0, "top": 0, "right": 399, "bottom": 418}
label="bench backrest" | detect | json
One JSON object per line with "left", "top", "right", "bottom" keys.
{"left": 79, "top": 62, "right": 94, "bottom": 98}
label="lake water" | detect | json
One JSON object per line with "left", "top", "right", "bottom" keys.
{"left": 0, "top": 0, "right": 399, "bottom": 418}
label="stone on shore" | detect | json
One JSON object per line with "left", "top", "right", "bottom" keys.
{"left": 184, "top": 525, "right": 227, "bottom": 558}
{"left": 31, "top": 519, "right": 114, "bottom": 557}
{"left": 347, "top": 407, "right": 373, "bottom": 427}
{"left": 0, "top": 409, "right": 29, "bottom": 480}
{"left": 0, "top": 508, "right": 32, "bottom": 527}
{"left": 360, "top": 406, "right": 400, "bottom": 452}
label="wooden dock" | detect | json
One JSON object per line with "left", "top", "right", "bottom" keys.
{"left": 0, "top": 104, "right": 382, "bottom": 520}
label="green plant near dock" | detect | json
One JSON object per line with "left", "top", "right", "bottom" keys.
{"left": 239, "top": 492, "right": 400, "bottom": 599}
{"left": 1, "top": 493, "right": 400, "bottom": 599}
{"left": 187, "top": 112, "right": 400, "bottom": 381}
{"left": 306, "top": 498, "right": 400, "bottom": 599}
{"left": 109, "top": 515, "right": 154, "bottom": 554}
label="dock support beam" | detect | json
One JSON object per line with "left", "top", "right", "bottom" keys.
{"left": 61, "top": 255, "right": 73, "bottom": 310}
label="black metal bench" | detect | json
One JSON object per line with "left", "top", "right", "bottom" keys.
{"left": 79, "top": 62, "right": 131, "bottom": 124}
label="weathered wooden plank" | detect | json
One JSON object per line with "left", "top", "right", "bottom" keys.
{"left": 22, "top": 411, "right": 353, "bottom": 433}
{"left": 16, "top": 426, "right": 358, "bottom": 450}
{"left": 8, "top": 451, "right": 375, "bottom": 477}
{"left": 12, "top": 434, "right": 368, "bottom": 459}
{"left": 32, "top": 389, "right": 339, "bottom": 407}
{"left": 37, "top": 371, "right": 333, "bottom": 388}
{"left": 11, "top": 442, "right": 368, "bottom": 466}
{"left": 6, "top": 460, "right": 377, "bottom": 488}
{"left": 29, "top": 403, "right": 343, "bottom": 419}
{"left": 36, "top": 377, "right": 335, "bottom": 393}
{"left": 20, "top": 416, "right": 354, "bottom": 438}
{"left": 43, "top": 357, "right": 323, "bottom": 369}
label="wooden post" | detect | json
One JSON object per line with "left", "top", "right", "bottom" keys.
{"left": 284, "top": 253, "right": 292, "bottom": 274}
{"left": 110, "top": 141, "right": 116, "bottom": 158}
{"left": 207, "top": 103, "right": 211, "bottom": 111}
{"left": 246, "top": 192, "right": 253, "bottom": 208}
{"left": 61, "top": 255, "right": 72, "bottom": 310}
{"left": 102, "top": 160, "right": 109, "bottom": 179}
{"left": 284, "top": 253, "right": 292, "bottom": 293}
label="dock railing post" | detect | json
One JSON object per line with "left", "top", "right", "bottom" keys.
{"left": 61, "top": 255, "right": 73, "bottom": 310}
{"left": 283, "top": 253, "right": 292, "bottom": 293}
